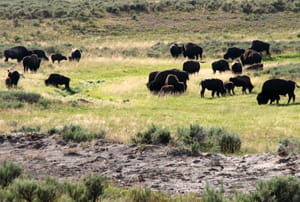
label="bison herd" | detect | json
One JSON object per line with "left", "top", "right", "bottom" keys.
{"left": 3, "top": 46, "right": 81, "bottom": 90}
{"left": 3, "top": 40, "right": 299, "bottom": 105}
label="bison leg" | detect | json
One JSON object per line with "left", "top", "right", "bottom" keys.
{"left": 212, "top": 90, "right": 215, "bottom": 97}
{"left": 200, "top": 88, "right": 205, "bottom": 98}
{"left": 288, "top": 93, "right": 295, "bottom": 104}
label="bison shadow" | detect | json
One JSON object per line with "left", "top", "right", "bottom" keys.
{"left": 275, "top": 102, "right": 300, "bottom": 107}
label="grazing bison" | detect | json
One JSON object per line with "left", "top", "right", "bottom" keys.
{"left": 212, "top": 59, "right": 230, "bottom": 74}
{"left": 23, "top": 54, "right": 41, "bottom": 72}
{"left": 223, "top": 81, "right": 235, "bottom": 95}
{"left": 250, "top": 40, "right": 270, "bottom": 56}
{"left": 6, "top": 70, "right": 20, "bottom": 88}
{"left": 32, "top": 49, "right": 49, "bottom": 61}
{"left": 159, "top": 85, "right": 175, "bottom": 95}
{"left": 51, "top": 54, "right": 67, "bottom": 63}
{"left": 257, "top": 79, "right": 299, "bottom": 105}
{"left": 165, "top": 74, "right": 185, "bottom": 93}
{"left": 147, "top": 71, "right": 159, "bottom": 87}
{"left": 45, "top": 73, "right": 70, "bottom": 89}
{"left": 69, "top": 48, "right": 82, "bottom": 62}
{"left": 147, "top": 69, "right": 189, "bottom": 92}
{"left": 231, "top": 60, "right": 243, "bottom": 74}
{"left": 240, "top": 49, "right": 262, "bottom": 65}
{"left": 224, "top": 47, "right": 245, "bottom": 60}
{"left": 183, "top": 60, "right": 200, "bottom": 74}
{"left": 200, "top": 79, "right": 226, "bottom": 98}
{"left": 170, "top": 43, "right": 182, "bottom": 58}
{"left": 4, "top": 46, "right": 32, "bottom": 62}
{"left": 182, "top": 42, "right": 203, "bottom": 60}
{"left": 246, "top": 63, "right": 263, "bottom": 71}
{"left": 229, "top": 75, "right": 254, "bottom": 94}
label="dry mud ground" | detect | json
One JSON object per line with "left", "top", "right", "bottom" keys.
{"left": 1, "top": 133, "right": 300, "bottom": 195}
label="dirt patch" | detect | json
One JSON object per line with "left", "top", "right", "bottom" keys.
{"left": 1, "top": 133, "right": 299, "bottom": 195}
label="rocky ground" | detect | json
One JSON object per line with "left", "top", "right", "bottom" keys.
{"left": 1, "top": 133, "right": 300, "bottom": 196}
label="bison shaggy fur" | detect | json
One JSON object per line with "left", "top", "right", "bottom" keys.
{"left": 200, "top": 78, "right": 226, "bottom": 98}
{"left": 212, "top": 59, "right": 230, "bottom": 74}
{"left": 250, "top": 40, "right": 270, "bottom": 56}
{"left": 231, "top": 60, "right": 243, "bottom": 74}
{"left": 6, "top": 70, "right": 20, "bottom": 88}
{"left": 23, "top": 54, "right": 41, "bottom": 72}
{"left": 183, "top": 60, "right": 200, "bottom": 74}
{"left": 170, "top": 44, "right": 182, "bottom": 58}
{"left": 224, "top": 47, "right": 245, "bottom": 60}
{"left": 229, "top": 75, "right": 254, "bottom": 94}
{"left": 240, "top": 49, "right": 262, "bottom": 66}
{"left": 45, "top": 73, "right": 70, "bottom": 89}
{"left": 51, "top": 54, "right": 67, "bottom": 63}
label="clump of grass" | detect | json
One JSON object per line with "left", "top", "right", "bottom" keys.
{"left": 253, "top": 63, "right": 300, "bottom": 79}
{"left": 12, "top": 125, "right": 41, "bottom": 133}
{"left": 176, "top": 124, "right": 241, "bottom": 154}
{"left": 0, "top": 91, "right": 45, "bottom": 109}
{"left": 277, "top": 139, "right": 300, "bottom": 156}
{"left": 0, "top": 159, "right": 22, "bottom": 188}
{"left": 132, "top": 124, "right": 171, "bottom": 145}
{"left": 48, "top": 124, "right": 106, "bottom": 143}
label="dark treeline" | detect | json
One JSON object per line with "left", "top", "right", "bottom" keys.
{"left": 0, "top": 0, "right": 299, "bottom": 20}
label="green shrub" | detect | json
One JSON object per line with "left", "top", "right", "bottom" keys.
{"left": 127, "top": 187, "right": 167, "bottom": 202}
{"left": 203, "top": 184, "right": 226, "bottom": 202}
{"left": 0, "top": 160, "right": 22, "bottom": 187}
{"left": 0, "top": 91, "right": 41, "bottom": 104}
{"left": 246, "top": 176, "right": 300, "bottom": 202}
{"left": 63, "top": 181, "right": 88, "bottom": 202}
{"left": 254, "top": 63, "right": 300, "bottom": 79}
{"left": 176, "top": 125, "right": 241, "bottom": 154}
{"left": 277, "top": 139, "right": 300, "bottom": 156}
{"left": 12, "top": 125, "right": 41, "bottom": 133}
{"left": 52, "top": 124, "right": 105, "bottom": 143}
{"left": 132, "top": 124, "right": 171, "bottom": 145}
{"left": 9, "top": 178, "right": 39, "bottom": 202}
{"left": 84, "top": 174, "right": 107, "bottom": 202}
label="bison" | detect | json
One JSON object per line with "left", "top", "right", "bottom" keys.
{"left": 212, "top": 59, "right": 230, "bottom": 74}
{"left": 69, "top": 48, "right": 82, "bottom": 62}
{"left": 165, "top": 74, "right": 185, "bottom": 93}
{"left": 45, "top": 73, "right": 70, "bottom": 89}
{"left": 229, "top": 75, "right": 254, "bottom": 94}
{"left": 6, "top": 70, "right": 21, "bottom": 88}
{"left": 170, "top": 43, "right": 182, "bottom": 58}
{"left": 23, "top": 54, "right": 41, "bottom": 72}
{"left": 257, "top": 79, "right": 299, "bottom": 105}
{"left": 147, "top": 69, "right": 189, "bottom": 92}
{"left": 159, "top": 85, "right": 175, "bottom": 95}
{"left": 223, "top": 81, "right": 235, "bottom": 95}
{"left": 250, "top": 40, "right": 270, "bottom": 56}
{"left": 51, "top": 54, "right": 67, "bottom": 63}
{"left": 224, "top": 47, "right": 245, "bottom": 60}
{"left": 246, "top": 63, "right": 263, "bottom": 71}
{"left": 183, "top": 60, "right": 200, "bottom": 74}
{"left": 200, "top": 79, "right": 226, "bottom": 98}
{"left": 240, "top": 49, "right": 262, "bottom": 66}
{"left": 32, "top": 49, "right": 49, "bottom": 61}
{"left": 4, "top": 46, "right": 32, "bottom": 62}
{"left": 231, "top": 60, "right": 243, "bottom": 74}
{"left": 182, "top": 42, "right": 203, "bottom": 60}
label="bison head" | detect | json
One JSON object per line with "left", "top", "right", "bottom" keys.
{"left": 256, "top": 93, "right": 269, "bottom": 105}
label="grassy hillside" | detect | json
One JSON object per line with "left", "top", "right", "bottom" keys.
{"left": 0, "top": 1, "right": 300, "bottom": 153}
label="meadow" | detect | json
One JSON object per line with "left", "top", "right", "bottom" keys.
{"left": 0, "top": 1, "right": 300, "bottom": 154}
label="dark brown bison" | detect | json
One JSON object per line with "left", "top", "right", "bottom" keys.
{"left": 69, "top": 48, "right": 82, "bottom": 62}
{"left": 200, "top": 79, "right": 226, "bottom": 98}
{"left": 257, "top": 79, "right": 299, "bottom": 105}
{"left": 183, "top": 60, "right": 200, "bottom": 74}
{"left": 51, "top": 54, "right": 67, "bottom": 63}
{"left": 165, "top": 74, "right": 185, "bottom": 93}
{"left": 229, "top": 75, "right": 254, "bottom": 94}
{"left": 182, "top": 42, "right": 203, "bottom": 60}
{"left": 159, "top": 85, "right": 175, "bottom": 95}
{"left": 223, "top": 81, "right": 235, "bottom": 95}
{"left": 231, "top": 60, "right": 243, "bottom": 74}
{"left": 223, "top": 47, "right": 245, "bottom": 60}
{"left": 246, "top": 63, "right": 263, "bottom": 71}
{"left": 147, "top": 71, "right": 159, "bottom": 87}
{"left": 4, "top": 46, "right": 32, "bottom": 62}
{"left": 6, "top": 70, "right": 20, "bottom": 88}
{"left": 32, "top": 49, "right": 49, "bottom": 61}
{"left": 212, "top": 59, "right": 230, "bottom": 74}
{"left": 170, "top": 43, "right": 182, "bottom": 58}
{"left": 45, "top": 73, "right": 70, "bottom": 89}
{"left": 23, "top": 54, "right": 41, "bottom": 72}
{"left": 250, "top": 40, "right": 270, "bottom": 56}
{"left": 147, "top": 69, "right": 189, "bottom": 92}
{"left": 240, "top": 49, "right": 262, "bottom": 65}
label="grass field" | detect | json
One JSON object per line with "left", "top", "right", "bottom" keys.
{"left": 0, "top": 5, "right": 300, "bottom": 154}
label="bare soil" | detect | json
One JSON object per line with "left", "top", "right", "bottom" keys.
{"left": 1, "top": 133, "right": 299, "bottom": 195}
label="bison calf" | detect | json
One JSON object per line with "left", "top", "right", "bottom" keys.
{"left": 6, "top": 70, "right": 21, "bottom": 88}
{"left": 223, "top": 81, "right": 235, "bottom": 95}
{"left": 45, "top": 73, "right": 70, "bottom": 89}
{"left": 200, "top": 79, "right": 226, "bottom": 98}
{"left": 51, "top": 54, "right": 67, "bottom": 63}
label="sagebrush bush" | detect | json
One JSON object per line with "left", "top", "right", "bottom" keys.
{"left": 84, "top": 174, "right": 107, "bottom": 202}
{"left": 12, "top": 125, "right": 41, "bottom": 133}
{"left": 219, "top": 133, "right": 241, "bottom": 153}
{"left": 0, "top": 91, "right": 41, "bottom": 105}
{"left": 0, "top": 160, "right": 22, "bottom": 187}
{"left": 9, "top": 178, "right": 39, "bottom": 202}
{"left": 132, "top": 124, "right": 171, "bottom": 145}
{"left": 49, "top": 124, "right": 105, "bottom": 143}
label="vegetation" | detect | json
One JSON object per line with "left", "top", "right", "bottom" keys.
{"left": 132, "top": 124, "right": 171, "bottom": 145}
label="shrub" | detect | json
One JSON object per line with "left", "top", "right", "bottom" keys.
{"left": 9, "top": 178, "right": 39, "bottom": 202}
{"left": 203, "top": 184, "right": 226, "bottom": 202}
{"left": 84, "top": 174, "right": 107, "bottom": 202}
{"left": 51, "top": 124, "right": 105, "bottom": 143}
{"left": 63, "top": 181, "right": 88, "bottom": 202}
{"left": 36, "top": 178, "right": 61, "bottom": 202}
{"left": 132, "top": 124, "right": 171, "bottom": 145}
{"left": 254, "top": 63, "right": 300, "bottom": 79}
{"left": 127, "top": 188, "right": 167, "bottom": 202}
{"left": 277, "top": 139, "right": 300, "bottom": 156}
{"left": 12, "top": 125, "right": 41, "bottom": 133}
{"left": 0, "top": 160, "right": 22, "bottom": 187}
{"left": 176, "top": 124, "right": 241, "bottom": 154}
